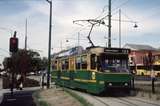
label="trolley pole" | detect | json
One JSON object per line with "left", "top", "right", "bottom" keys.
{"left": 108, "top": 0, "right": 111, "bottom": 48}
{"left": 46, "top": 0, "right": 52, "bottom": 89}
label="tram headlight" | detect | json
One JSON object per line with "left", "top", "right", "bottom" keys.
{"left": 124, "top": 83, "right": 128, "bottom": 86}
{"left": 91, "top": 72, "right": 96, "bottom": 80}
{"left": 108, "top": 83, "right": 112, "bottom": 86}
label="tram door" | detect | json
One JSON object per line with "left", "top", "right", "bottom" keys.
{"left": 69, "top": 57, "right": 75, "bottom": 71}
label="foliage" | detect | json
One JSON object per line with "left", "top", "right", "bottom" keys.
{"left": 40, "top": 57, "right": 48, "bottom": 70}
{"left": 2, "top": 49, "right": 48, "bottom": 74}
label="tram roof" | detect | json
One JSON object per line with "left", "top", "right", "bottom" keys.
{"left": 85, "top": 46, "right": 130, "bottom": 54}
{"left": 52, "top": 46, "right": 130, "bottom": 59}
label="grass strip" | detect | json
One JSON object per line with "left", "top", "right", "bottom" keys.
{"left": 64, "top": 88, "right": 93, "bottom": 106}
{"left": 32, "top": 90, "right": 50, "bottom": 106}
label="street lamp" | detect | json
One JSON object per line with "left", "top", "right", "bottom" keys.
{"left": 134, "top": 23, "right": 138, "bottom": 28}
{"left": 46, "top": 0, "right": 52, "bottom": 88}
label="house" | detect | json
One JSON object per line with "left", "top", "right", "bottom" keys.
{"left": 123, "top": 43, "right": 156, "bottom": 65}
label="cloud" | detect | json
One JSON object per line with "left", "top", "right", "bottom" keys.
{"left": 1, "top": 0, "right": 160, "bottom": 63}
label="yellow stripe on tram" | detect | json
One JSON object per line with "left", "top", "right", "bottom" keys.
{"left": 74, "top": 78, "right": 96, "bottom": 83}
{"left": 52, "top": 76, "right": 97, "bottom": 83}
{"left": 61, "top": 76, "right": 70, "bottom": 80}
{"left": 52, "top": 76, "right": 57, "bottom": 79}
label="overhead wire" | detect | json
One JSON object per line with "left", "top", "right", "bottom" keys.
{"left": 121, "top": 10, "right": 137, "bottom": 23}
{"left": 94, "top": 0, "right": 130, "bottom": 22}
{"left": 112, "top": 0, "right": 130, "bottom": 12}
{"left": 57, "top": 0, "right": 132, "bottom": 47}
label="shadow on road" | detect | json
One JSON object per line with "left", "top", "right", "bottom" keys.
{"left": 99, "top": 89, "right": 137, "bottom": 97}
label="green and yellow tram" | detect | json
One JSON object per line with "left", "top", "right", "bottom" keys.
{"left": 51, "top": 46, "right": 133, "bottom": 94}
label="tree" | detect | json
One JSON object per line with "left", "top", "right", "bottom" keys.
{"left": 2, "top": 49, "right": 44, "bottom": 74}
{"left": 40, "top": 57, "right": 48, "bottom": 70}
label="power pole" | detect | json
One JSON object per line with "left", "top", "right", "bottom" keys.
{"left": 46, "top": 0, "right": 52, "bottom": 89}
{"left": 108, "top": 0, "right": 111, "bottom": 48}
{"left": 119, "top": 9, "right": 121, "bottom": 48}
{"left": 60, "top": 41, "right": 62, "bottom": 51}
{"left": 25, "top": 19, "right": 27, "bottom": 50}
{"left": 78, "top": 32, "right": 80, "bottom": 47}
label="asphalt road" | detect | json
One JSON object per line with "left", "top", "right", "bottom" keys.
{"left": 0, "top": 90, "right": 36, "bottom": 106}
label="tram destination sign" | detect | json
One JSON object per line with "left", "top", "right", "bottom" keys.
{"left": 104, "top": 48, "right": 130, "bottom": 54}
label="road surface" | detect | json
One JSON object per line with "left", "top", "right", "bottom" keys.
{"left": 0, "top": 87, "right": 40, "bottom": 106}
{"left": 0, "top": 76, "right": 40, "bottom": 106}
{"left": 69, "top": 89, "right": 160, "bottom": 106}
{"left": 0, "top": 90, "right": 36, "bottom": 106}
{"left": 0, "top": 77, "right": 2, "bottom": 89}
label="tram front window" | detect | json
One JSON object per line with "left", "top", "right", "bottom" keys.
{"left": 99, "top": 53, "right": 129, "bottom": 73}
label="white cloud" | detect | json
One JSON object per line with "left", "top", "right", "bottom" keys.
{"left": 1, "top": 0, "right": 160, "bottom": 63}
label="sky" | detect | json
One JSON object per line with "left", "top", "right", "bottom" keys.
{"left": 0, "top": 0, "right": 160, "bottom": 64}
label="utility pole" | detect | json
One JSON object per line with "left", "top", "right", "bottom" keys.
{"left": 78, "top": 32, "right": 80, "bottom": 47}
{"left": 25, "top": 19, "right": 27, "bottom": 50}
{"left": 46, "top": 0, "right": 52, "bottom": 89}
{"left": 60, "top": 41, "right": 62, "bottom": 51}
{"left": 108, "top": 0, "right": 111, "bottom": 48}
{"left": 119, "top": 9, "right": 121, "bottom": 48}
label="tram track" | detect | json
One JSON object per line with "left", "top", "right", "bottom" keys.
{"left": 94, "top": 96, "right": 140, "bottom": 106}
{"left": 93, "top": 96, "right": 160, "bottom": 106}
{"left": 92, "top": 96, "right": 110, "bottom": 106}
{"left": 125, "top": 97, "right": 160, "bottom": 106}
{"left": 108, "top": 97, "right": 160, "bottom": 106}
{"left": 68, "top": 89, "right": 160, "bottom": 106}
{"left": 115, "top": 98, "right": 139, "bottom": 106}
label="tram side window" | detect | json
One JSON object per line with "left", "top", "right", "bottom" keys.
{"left": 62, "top": 59, "right": 69, "bottom": 70}
{"left": 81, "top": 55, "right": 87, "bottom": 69}
{"left": 52, "top": 60, "right": 57, "bottom": 70}
{"left": 91, "top": 54, "right": 96, "bottom": 69}
{"left": 76, "top": 57, "right": 81, "bottom": 69}
{"left": 65, "top": 59, "right": 69, "bottom": 70}
{"left": 62, "top": 60, "right": 65, "bottom": 70}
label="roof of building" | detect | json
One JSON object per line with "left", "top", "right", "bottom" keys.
{"left": 123, "top": 43, "right": 156, "bottom": 51}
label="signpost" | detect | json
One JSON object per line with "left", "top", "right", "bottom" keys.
{"left": 9, "top": 31, "right": 19, "bottom": 94}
